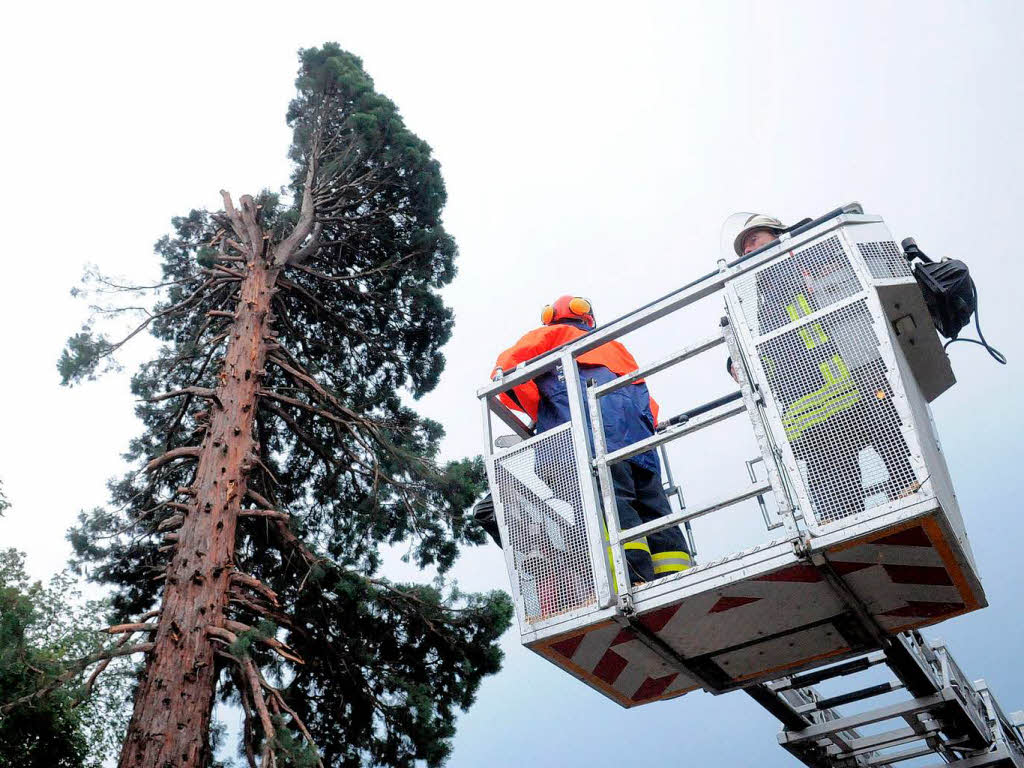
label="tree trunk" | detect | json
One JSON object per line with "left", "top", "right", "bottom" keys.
{"left": 118, "top": 250, "right": 278, "bottom": 767}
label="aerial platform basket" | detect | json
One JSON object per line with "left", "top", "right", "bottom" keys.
{"left": 478, "top": 204, "right": 985, "bottom": 708}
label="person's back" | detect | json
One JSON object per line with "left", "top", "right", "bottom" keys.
{"left": 526, "top": 328, "right": 660, "bottom": 473}
{"left": 492, "top": 295, "right": 690, "bottom": 584}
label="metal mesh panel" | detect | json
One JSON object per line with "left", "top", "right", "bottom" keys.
{"left": 756, "top": 299, "right": 920, "bottom": 525}
{"left": 493, "top": 426, "right": 596, "bottom": 623}
{"left": 858, "top": 240, "right": 913, "bottom": 279}
{"left": 735, "top": 236, "right": 862, "bottom": 336}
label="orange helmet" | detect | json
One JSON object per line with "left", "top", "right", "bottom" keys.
{"left": 541, "top": 295, "right": 595, "bottom": 328}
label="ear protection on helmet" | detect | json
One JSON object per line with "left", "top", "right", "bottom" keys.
{"left": 541, "top": 295, "right": 595, "bottom": 328}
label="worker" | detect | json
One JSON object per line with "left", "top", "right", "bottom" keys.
{"left": 492, "top": 295, "right": 691, "bottom": 584}
{"left": 727, "top": 215, "right": 919, "bottom": 522}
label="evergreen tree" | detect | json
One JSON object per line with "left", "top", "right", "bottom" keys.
{"left": 59, "top": 44, "right": 510, "bottom": 767}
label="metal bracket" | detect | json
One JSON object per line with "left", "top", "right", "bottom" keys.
{"left": 622, "top": 614, "right": 727, "bottom": 695}
{"left": 618, "top": 593, "right": 635, "bottom": 616}
{"left": 809, "top": 550, "right": 889, "bottom": 649}
{"left": 793, "top": 533, "right": 814, "bottom": 557}
{"left": 746, "top": 684, "right": 811, "bottom": 732}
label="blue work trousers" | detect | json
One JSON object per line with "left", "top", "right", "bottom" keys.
{"left": 610, "top": 462, "right": 691, "bottom": 583}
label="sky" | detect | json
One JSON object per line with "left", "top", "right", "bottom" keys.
{"left": 1, "top": 1, "right": 1022, "bottom": 766}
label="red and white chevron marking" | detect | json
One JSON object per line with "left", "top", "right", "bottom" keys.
{"left": 536, "top": 613, "right": 699, "bottom": 708}
{"left": 825, "top": 519, "right": 979, "bottom": 632}
{"left": 533, "top": 518, "right": 980, "bottom": 707}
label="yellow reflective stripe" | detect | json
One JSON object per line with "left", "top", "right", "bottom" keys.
{"left": 653, "top": 550, "right": 693, "bottom": 574}
{"left": 819, "top": 355, "right": 850, "bottom": 385}
{"left": 652, "top": 551, "right": 691, "bottom": 563}
{"left": 785, "top": 353, "right": 860, "bottom": 439}
{"left": 601, "top": 518, "right": 618, "bottom": 593}
{"left": 788, "top": 377, "right": 856, "bottom": 412}
{"left": 784, "top": 390, "right": 861, "bottom": 439}
{"left": 654, "top": 563, "right": 691, "bottom": 574}
{"left": 799, "top": 325, "right": 827, "bottom": 349}
{"left": 603, "top": 519, "right": 653, "bottom": 593}
{"left": 786, "top": 387, "right": 859, "bottom": 420}
{"left": 785, "top": 391, "right": 859, "bottom": 427}
{"left": 788, "top": 295, "right": 829, "bottom": 349}
{"left": 785, "top": 383, "right": 860, "bottom": 419}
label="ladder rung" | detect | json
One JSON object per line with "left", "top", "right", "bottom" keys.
{"left": 779, "top": 651, "right": 888, "bottom": 690}
{"left": 864, "top": 742, "right": 939, "bottom": 766}
{"left": 814, "top": 681, "right": 903, "bottom": 711}
{"left": 831, "top": 724, "right": 940, "bottom": 758}
{"left": 781, "top": 693, "right": 948, "bottom": 745}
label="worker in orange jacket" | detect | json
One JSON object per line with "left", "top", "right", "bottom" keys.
{"left": 491, "top": 295, "right": 691, "bottom": 584}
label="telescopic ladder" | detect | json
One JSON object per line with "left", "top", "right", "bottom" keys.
{"left": 749, "top": 632, "right": 1024, "bottom": 767}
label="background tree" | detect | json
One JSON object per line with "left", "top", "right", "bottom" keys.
{"left": 58, "top": 44, "right": 511, "bottom": 768}
{"left": 0, "top": 548, "right": 136, "bottom": 768}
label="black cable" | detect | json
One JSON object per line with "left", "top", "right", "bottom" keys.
{"left": 942, "top": 282, "right": 1007, "bottom": 364}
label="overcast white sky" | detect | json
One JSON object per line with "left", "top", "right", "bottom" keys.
{"left": 1, "top": 2, "right": 1022, "bottom": 766}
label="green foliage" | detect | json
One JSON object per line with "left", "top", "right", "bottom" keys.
{"left": 0, "top": 549, "right": 133, "bottom": 768}
{"left": 284, "top": 43, "right": 458, "bottom": 399}
{"left": 268, "top": 718, "right": 321, "bottom": 768}
{"left": 269, "top": 565, "right": 512, "bottom": 768}
{"left": 227, "top": 619, "right": 278, "bottom": 660}
{"left": 57, "top": 330, "right": 116, "bottom": 386}
{"left": 196, "top": 246, "right": 219, "bottom": 268}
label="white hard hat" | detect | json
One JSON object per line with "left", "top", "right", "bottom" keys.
{"left": 732, "top": 214, "right": 787, "bottom": 257}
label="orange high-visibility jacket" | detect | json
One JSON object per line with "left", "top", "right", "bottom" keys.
{"left": 491, "top": 324, "right": 659, "bottom": 425}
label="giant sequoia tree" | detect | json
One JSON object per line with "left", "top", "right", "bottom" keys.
{"left": 57, "top": 44, "right": 510, "bottom": 768}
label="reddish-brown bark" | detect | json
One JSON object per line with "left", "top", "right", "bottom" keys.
{"left": 118, "top": 229, "right": 279, "bottom": 767}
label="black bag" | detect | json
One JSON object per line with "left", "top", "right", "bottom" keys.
{"left": 913, "top": 259, "right": 976, "bottom": 340}
{"left": 902, "top": 238, "right": 976, "bottom": 340}
{"left": 473, "top": 492, "right": 502, "bottom": 546}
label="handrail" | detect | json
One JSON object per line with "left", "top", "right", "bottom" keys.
{"left": 478, "top": 202, "right": 863, "bottom": 401}
{"left": 590, "top": 333, "right": 724, "bottom": 398}
{"left": 615, "top": 480, "right": 773, "bottom": 544}
{"left": 657, "top": 390, "right": 743, "bottom": 431}
{"left": 600, "top": 399, "right": 747, "bottom": 466}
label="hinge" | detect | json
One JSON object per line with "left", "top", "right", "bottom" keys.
{"left": 618, "top": 593, "right": 635, "bottom": 616}
{"left": 793, "top": 533, "right": 813, "bottom": 557}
